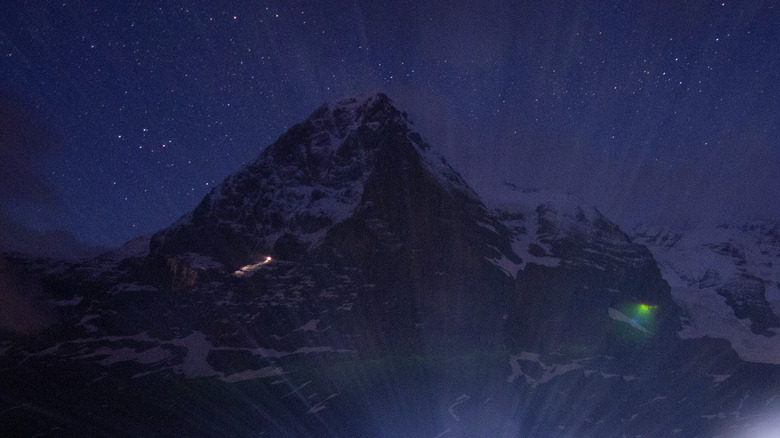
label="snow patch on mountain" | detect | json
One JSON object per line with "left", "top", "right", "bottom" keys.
{"left": 484, "top": 187, "right": 586, "bottom": 270}
{"left": 489, "top": 202, "right": 560, "bottom": 270}
{"left": 485, "top": 244, "right": 523, "bottom": 277}
{"left": 485, "top": 185, "right": 645, "bottom": 273}
{"left": 51, "top": 295, "right": 83, "bottom": 306}
{"left": 507, "top": 351, "right": 584, "bottom": 386}
{"left": 24, "top": 328, "right": 352, "bottom": 383}
{"left": 608, "top": 307, "right": 651, "bottom": 334}
{"left": 448, "top": 394, "right": 470, "bottom": 421}
{"left": 101, "top": 235, "right": 151, "bottom": 260}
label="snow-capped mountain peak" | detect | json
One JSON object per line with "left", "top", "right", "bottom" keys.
{"left": 149, "top": 93, "right": 477, "bottom": 269}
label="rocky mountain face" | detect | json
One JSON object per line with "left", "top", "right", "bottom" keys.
{"left": 2, "top": 94, "right": 779, "bottom": 437}
{"left": 146, "top": 93, "right": 519, "bottom": 351}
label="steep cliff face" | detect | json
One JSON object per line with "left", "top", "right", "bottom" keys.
{"left": 146, "top": 93, "right": 521, "bottom": 349}
{"left": 486, "top": 189, "right": 681, "bottom": 360}
{"left": 149, "top": 93, "right": 497, "bottom": 268}
{"left": 149, "top": 94, "right": 396, "bottom": 269}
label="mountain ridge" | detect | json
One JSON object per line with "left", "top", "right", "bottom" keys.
{"left": 149, "top": 93, "right": 479, "bottom": 271}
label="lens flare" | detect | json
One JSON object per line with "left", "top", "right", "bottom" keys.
{"left": 610, "top": 302, "right": 659, "bottom": 340}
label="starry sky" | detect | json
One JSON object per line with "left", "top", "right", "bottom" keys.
{"left": 1, "top": 1, "right": 779, "bottom": 251}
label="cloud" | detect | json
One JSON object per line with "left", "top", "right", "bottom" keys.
{"left": 0, "top": 210, "right": 107, "bottom": 259}
{"left": 0, "top": 90, "right": 63, "bottom": 206}
{"left": 0, "top": 258, "right": 58, "bottom": 335}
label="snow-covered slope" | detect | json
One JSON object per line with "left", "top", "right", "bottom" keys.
{"left": 634, "top": 221, "right": 780, "bottom": 363}
{"left": 483, "top": 184, "right": 681, "bottom": 356}
{"left": 486, "top": 186, "right": 641, "bottom": 271}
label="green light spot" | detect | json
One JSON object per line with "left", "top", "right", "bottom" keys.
{"left": 636, "top": 303, "right": 657, "bottom": 315}
{"left": 613, "top": 302, "right": 660, "bottom": 342}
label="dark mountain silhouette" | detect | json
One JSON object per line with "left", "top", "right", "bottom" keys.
{"left": 1, "top": 94, "right": 778, "bottom": 437}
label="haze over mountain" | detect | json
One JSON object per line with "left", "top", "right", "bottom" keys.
{"left": 0, "top": 211, "right": 107, "bottom": 259}
{"left": 2, "top": 94, "right": 779, "bottom": 437}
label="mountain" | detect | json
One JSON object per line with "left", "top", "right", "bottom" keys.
{"left": 634, "top": 221, "right": 780, "bottom": 363}
{"left": 2, "top": 93, "right": 779, "bottom": 437}
{"left": 146, "top": 93, "right": 519, "bottom": 350}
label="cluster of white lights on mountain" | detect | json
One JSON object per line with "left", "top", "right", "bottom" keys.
{"left": 233, "top": 256, "right": 272, "bottom": 277}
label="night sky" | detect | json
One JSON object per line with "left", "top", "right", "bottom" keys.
{"left": 1, "top": 1, "right": 779, "bottom": 251}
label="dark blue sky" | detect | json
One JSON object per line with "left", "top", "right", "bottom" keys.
{"left": 1, "top": 1, "right": 779, "bottom": 249}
